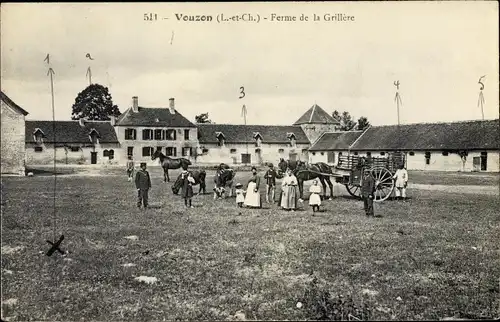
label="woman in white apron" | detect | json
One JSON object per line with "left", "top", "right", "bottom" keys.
{"left": 281, "top": 169, "right": 298, "bottom": 211}
{"left": 244, "top": 167, "right": 262, "bottom": 208}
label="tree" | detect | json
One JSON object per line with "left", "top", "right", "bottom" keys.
{"left": 195, "top": 112, "right": 213, "bottom": 124}
{"left": 71, "top": 84, "right": 121, "bottom": 121}
{"left": 332, "top": 110, "right": 341, "bottom": 122}
{"left": 356, "top": 116, "right": 370, "bottom": 131}
{"left": 339, "top": 111, "right": 356, "bottom": 131}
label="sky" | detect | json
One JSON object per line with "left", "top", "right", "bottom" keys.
{"left": 1, "top": 2, "right": 498, "bottom": 126}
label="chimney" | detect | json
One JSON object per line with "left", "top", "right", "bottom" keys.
{"left": 110, "top": 115, "right": 116, "bottom": 126}
{"left": 79, "top": 118, "right": 86, "bottom": 127}
{"left": 132, "top": 96, "right": 139, "bottom": 113}
{"left": 169, "top": 98, "right": 175, "bottom": 114}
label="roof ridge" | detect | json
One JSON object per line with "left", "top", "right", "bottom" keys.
{"left": 348, "top": 125, "right": 371, "bottom": 150}
{"left": 309, "top": 104, "right": 315, "bottom": 123}
{"left": 372, "top": 119, "right": 499, "bottom": 127}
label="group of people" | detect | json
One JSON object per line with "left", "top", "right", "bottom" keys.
{"left": 233, "top": 164, "right": 323, "bottom": 213}
{"left": 127, "top": 155, "right": 410, "bottom": 215}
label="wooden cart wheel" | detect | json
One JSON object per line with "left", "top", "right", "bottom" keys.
{"left": 370, "top": 166, "right": 395, "bottom": 202}
{"left": 345, "top": 183, "right": 362, "bottom": 200}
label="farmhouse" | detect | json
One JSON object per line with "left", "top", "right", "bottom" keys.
{"left": 113, "top": 97, "right": 198, "bottom": 165}
{"left": 195, "top": 104, "right": 341, "bottom": 165}
{"left": 25, "top": 119, "right": 120, "bottom": 165}
{"left": 309, "top": 119, "right": 500, "bottom": 172}
{"left": 1, "top": 91, "right": 29, "bottom": 175}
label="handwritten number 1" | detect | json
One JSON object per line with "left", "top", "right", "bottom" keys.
{"left": 239, "top": 87, "right": 245, "bottom": 99}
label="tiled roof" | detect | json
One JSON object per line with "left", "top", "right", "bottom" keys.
{"left": 197, "top": 124, "right": 310, "bottom": 144}
{"left": 351, "top": 119, "right": 500, "bottom": 151}
{"left": 115, "top": 107, "right": 196, "bottom": 128}
{"left": 1, "top": 91, "right": 29, "bottom": 116}
{"left": 293, "top": 104, "right": 339, "bottom": 125}
{"left": 309, "top": 131, "right": 364, "bottom": 151}
{"left": 25, "top": 120, "right": 119, "bottom": 144}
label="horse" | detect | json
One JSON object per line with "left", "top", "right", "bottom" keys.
{"left": 151, "top": 150, "right": 192, "bottom": 182}
{"left": 213, "top": 166, "right": 235, "bottom": 199}
{"left": 278, "top": 159, "right": 335, "bottom": 201}
{"left": 171, "top": 170, "right": 207, "bottom": 195}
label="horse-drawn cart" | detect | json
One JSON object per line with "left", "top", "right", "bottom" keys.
{"left": 333, "top": 152, "right": 405, "bottom": 202}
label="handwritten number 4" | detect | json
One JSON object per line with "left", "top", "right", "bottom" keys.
{"left": 239, "top": 87, "right": 245, "bottom": 99}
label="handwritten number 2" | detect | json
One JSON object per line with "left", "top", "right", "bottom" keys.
{"left": 239, "top": 87, "right": 245, "bottom": 99}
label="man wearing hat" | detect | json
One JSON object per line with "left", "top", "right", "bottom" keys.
{"left": 361, "top": 169, "right": 376, "bottom": 217}
{"left": 264, "top": 163, "right": 278, "bottom": 203}
{"left": 135, "top": 162, "right": 152, "bottom": 208}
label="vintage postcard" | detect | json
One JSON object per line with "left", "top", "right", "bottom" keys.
{"left": 1, "top": 2, "right": 499, "bottom": 321}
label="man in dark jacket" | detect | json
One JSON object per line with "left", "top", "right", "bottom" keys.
{"left": 361, "top": 169, "right": 376, "bottom": 217}
{"left": 135, "top": 162, "right": 151, "bottom": 208}
{"left": 265, "top": 163, "right": 278, "bottom": 203}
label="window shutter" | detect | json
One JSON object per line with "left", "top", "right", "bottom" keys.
{"left": 173, "top": 147, "right": 177, "bottom": 156}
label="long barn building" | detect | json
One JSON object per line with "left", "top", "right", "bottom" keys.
{"left": 1, "top": 91, "right": 498, "bottom": 174}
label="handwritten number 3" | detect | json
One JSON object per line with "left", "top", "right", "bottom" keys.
{"left": 239, "top": 87, "right": 245, "bottom": 99}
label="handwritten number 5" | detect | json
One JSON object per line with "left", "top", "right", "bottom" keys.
{"left": 239, "top": 87, "right": 245, "bottom": 99}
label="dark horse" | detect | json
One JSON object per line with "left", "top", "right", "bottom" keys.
{"left": 278, "top": 158, "right": 335, "bottom": 201}
{"left": 151, "top": 150, "right": 192, "bottom": 182}
{"left": 171, "top": 170, "right": 207, "bottom": 195}
{"left": 213, "top": 164, "right": 235, "bottom": 199}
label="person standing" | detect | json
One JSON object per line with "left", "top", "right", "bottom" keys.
{"left": 235, "top": 183, "right": 245, "bottom": 208}
{"left": 126, "top": 155, "right": 135, "bottom": 182}
{"left": 281, "top": 169, "right": 299, "bottom": 211}
{"left": 361, "top": 169, "right": 376, "bottom": 217}
{"left": 264, "top": 163, "right": 278, "bottom": 203}
{"left": 135, "top": 162, "right": 151, "bottom": 209}
{"left": 393, "top": 164, "right": 409, "bottom": 201}
{"left": 309, "top": 179, "right": 322, "bottom": 213}
{"left": 244, "top": 167, "right": 262, "bottom": 208}
{"left": 182, "top": 172, "right": 195, "bottom": 208}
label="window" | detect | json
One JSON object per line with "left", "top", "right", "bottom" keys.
{"left": 353, "top": 152, "right": 359, "bottom": 155}
{"left": 103, "top": 150, "right": 109, "bottom": 157}
{"left": 165, "top": 129, "right": 176, "bottom": 141}
{"left": 442, "top": 151, "right": 449, "bottom": 156}
{"left": 380, "top": 152, "right": 385, "bottom": 156}
{"left": 230, "top": 148, "right": 237, "bottom": 154}
{"left": 202, "top": 148, "right": 209, "bottom": 153}
{"left": 327, "top": 151, "right": 335, "bottom": 164}
{"left": 366, "top": 152, "right": 372, "bottom": 157}
{"left": 321, "top": 152, "right": 324, "bottom": 155}
{"left": 409, "top": 151, "right": 415, "bottom": 156}
{"left": 278, "top": 149, "right": 284, "bottom": 153}
{"left": 182, "top": 147, "right": 191, "bottom": 156}
{"left": 217, "top": 138, "right": 225, "bottom": 147}
{"left": 34, "top": 146, "right": 43, "bottom": 152}
{"left": 312, "top": 152, "right": 316, "bottom": 156}
{"left": 125, "top": 129, "right": 137, "bottom": 140}
{"left": 184, "top": 129, "right": 190, "bottom": 140}
{"left": 127, "top": 147, "right": 134, "bottom": 157}
{"left": 166, "top": 147, "right": 177, "bottom": 156}
{"left": 142, "top": 129, "right": 153, "bottom": 140}
{"left": 70, "top": 147, "right": 80, "bottom": 152}
{"left": 154, "top": 129, "right": 163, "bottom": 140}
{"left": 108, "top": 149, "right": 114, "bottom": 160}
{"left": 142, "top": 147, "right": 154, "bottom": 157}
{"left": 34, "top": 132, "right": 44, "bottom": 144}
{"left": 425, "top": 152, "right": 431, "bottom": 165}
{"left": 339, "top": 152, "right": 342, "bottom": 156}
{"left": 255, "top": 148, "right": 261, "bottom": 153}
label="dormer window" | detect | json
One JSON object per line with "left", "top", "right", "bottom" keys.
{"left": 89, "top": 128, "right": 100, "bottom": 145}
{"left": 215, "top": 132, "right": 225, "bottom": 147}
{"left": 33, "top": 128, "right": 45, "bottom": 144}
{"left": 287, "top": 132, "right": 297, "bottom": 147}
{"left": 253, "top": 132, "right": 263, "bottom": 147}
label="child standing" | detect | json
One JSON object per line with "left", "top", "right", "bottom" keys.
{"left": 126, "top": 155, "right": 135, "bottom": 182}
{"left": 309, "top": 180, "right": 322, "bottom": 213}
{"left": 182, "top": 172, "right": 196, "bottom": 208}
{"left": 235, "top": 183, "right": 245, "bottom": 208}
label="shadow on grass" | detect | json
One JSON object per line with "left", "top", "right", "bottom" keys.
{"left": 25, "top": 167, "right": 76, "bottom": 176}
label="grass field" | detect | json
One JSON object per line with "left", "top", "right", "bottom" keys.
{"left": 1, "top": 170, "right": 499, "bottom": 321}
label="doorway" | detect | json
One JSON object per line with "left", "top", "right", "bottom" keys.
{"left": 90, "top": 152, "right": 97, "bottom": 164}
